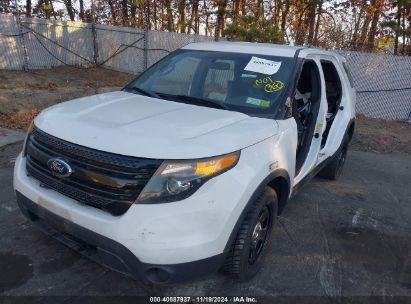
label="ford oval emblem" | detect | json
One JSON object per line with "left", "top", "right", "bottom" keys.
{"left": 47, "top": 158, "right": 72, "bottom": 178}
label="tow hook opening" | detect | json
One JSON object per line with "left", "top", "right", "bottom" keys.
{"left": 145, "top": 267, "right": 172, "bottom": 284}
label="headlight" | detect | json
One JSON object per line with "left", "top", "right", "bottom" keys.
{"left": 137, "top": 151, "right": 240, "bottom": 204}
{"left": 23, "top": 120, "right": 35, "bottom": 156}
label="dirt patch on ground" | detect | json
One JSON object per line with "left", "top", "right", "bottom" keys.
{"left": 0, "top": 110, "right": 41, "bottom": 131}
{"left": 0, "top": 66, "right": 134, "bottom": 113}
{"left": 0, "top": 67, "right": 409, "bottom": 156}
{"left": 351, "top": 115, "right": 410, "bottom": 156}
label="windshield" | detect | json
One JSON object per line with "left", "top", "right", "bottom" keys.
{"left": 126, "top": 50, "right": 295, "bottom": 116}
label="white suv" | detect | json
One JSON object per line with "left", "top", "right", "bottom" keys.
{"left": 14, "top": 42, "right": 355, "bottom": 284}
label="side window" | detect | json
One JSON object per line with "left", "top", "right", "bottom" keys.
{"left": 150, "top": 56, "right": 201, "bottom": 95}
{"left": 202, "top": 59, "right": 234, "bottom": 101}
{"left": 294, "top": 60, "right": 322, "bottom": 117}
{"left": 342, "top": 62, "right": 354, "bottom": 88}
{"left": 320, "top": 60, "right": 343, "bottom": 115}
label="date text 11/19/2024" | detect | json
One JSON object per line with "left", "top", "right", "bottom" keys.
{"left": 149, "top": 296, "right": 258, "bottom": 303}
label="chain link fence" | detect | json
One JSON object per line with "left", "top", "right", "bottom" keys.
{"left": 336, "top": 50, "right": 411, "bottom": 121}
{"left": 1, "top": 15, "right": 410, "bottom": 120}
{"left": 0, "top": 15, "right": 215, "bottom": 73}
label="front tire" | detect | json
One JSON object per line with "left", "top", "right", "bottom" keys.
{"left": 223, "top": 187, "right": 278, "bottom": 281}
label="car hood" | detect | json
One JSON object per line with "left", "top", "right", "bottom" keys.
{"left": 34, "top": 91, "right": 278, "bottom": 159}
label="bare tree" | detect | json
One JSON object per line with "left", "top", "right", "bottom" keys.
{"left": 215, "top": 0, "right": 228, "bottom": 39}
{"left": 178, "top": 0, "right": 186, "bottom": 33}
{"left": 107, "top": 0, "right": 117, "bottom": 24}
{"left": 313, "top": 0, "right": 323, "bottom": 46}
{"left": 121, "top": 0, "right": 129, "bottom": 25}
{"left": 153, "top": 0, "right": 157, "bottom": 29}
{"left": 204, "top": 0, "right": 210, "bottom": 36}
{"left": 8, "top": 0, "right": 408, "bottom": 55}
{"left": 166, "top": 0, "right": 173, "bottom": 31}
{"left": 130, "top": 0, "right": 137, "bottom": 26}
{"left": 188, "top": 0, "right": 200, "bottom": 33}
{"left": 281, "top": 0, "right": 290, "bottom": 32}
{"left": 232, "top": 0, "right": 240, "bottom": 26}
{"left": 79, "top": 0, "right": 85, "bottom": 21}
{"left": 307, "top": 0, "right": 317, "bottom": 45}
{"left": 352, "top": 0, "right": 366, "bottom": 48}
{"left": 63, "top": 0, "right": 75, "bottom": 21}
{"left": 26, "top": 0, "right": 32, "bottom": 16}
{"left": 359, "top": 2, "right": 372, "bottom": 49}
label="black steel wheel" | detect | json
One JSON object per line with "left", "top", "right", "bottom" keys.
{"left": 223, "top": 186, "right": 278, "bottom": 281}
{"left": 248, "top": 205, "right": 271, "bottom": 265}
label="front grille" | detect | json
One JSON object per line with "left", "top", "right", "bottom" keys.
{"left": 25, "top": 127, "right": 163, "bottom": 215}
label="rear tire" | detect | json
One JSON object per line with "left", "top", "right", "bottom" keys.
{"left": 318, "top": 134, "right": 350, "bottom": 180}
{"left": 223, "top": 187, "right": 278, "bottom": 281}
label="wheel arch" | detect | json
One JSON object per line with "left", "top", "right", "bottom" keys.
{"left": 223, "top": 169, "right": 291, "bottom": 253}
{"left": 266, "top": 173, "right": 291, "bottom": 215}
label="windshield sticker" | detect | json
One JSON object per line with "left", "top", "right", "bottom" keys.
{"left": 255, "top": 76, "right": 285, "bottom": 93}
{"left": 241, "top": 73, "right": 257, "bottom": 78}
{"left": 265, "top": 80, "right": 284, "bottom": 92}
{"left": 246, "top": 97, "right": 271, "bottom": 108}
{"left": 244, "top": 56, "right": 282, "bottom": 75}
{"left": 255, "top": 76, "right": 273, "bottom": 87}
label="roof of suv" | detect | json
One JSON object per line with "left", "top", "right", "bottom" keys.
{"left": 183, "top": 41, "right": 344, "bottom": 61}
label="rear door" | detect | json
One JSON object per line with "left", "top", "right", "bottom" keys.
{"left": 317, "top": 56, "right": 354, "bottom": 163}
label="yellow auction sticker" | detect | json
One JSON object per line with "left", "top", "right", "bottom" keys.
{"left": 255, "top": 76, "right": 273, "bottom": 87}
{"left": 265, "top": 81, "right": 284, "bottom": 93}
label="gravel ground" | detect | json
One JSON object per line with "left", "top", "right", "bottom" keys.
{"left": 0, "top": 67, "right": 133, "bottom": 113}
{"left": 0, "top": 67, "right": 410, "bottom": 300}
{"left": 0, "top": 142, "right": 410, "bottom": 297}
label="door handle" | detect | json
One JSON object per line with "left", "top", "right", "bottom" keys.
{"left": 314, "top": 133, "right": 320, "bottom": 139}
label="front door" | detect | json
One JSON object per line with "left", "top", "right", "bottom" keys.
{"left": 292, "top": 58, "right": 327, "bottom": 185}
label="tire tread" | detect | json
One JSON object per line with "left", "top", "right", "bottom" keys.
{"left": 223, "top": 187, "right": 277, "bottom": 280}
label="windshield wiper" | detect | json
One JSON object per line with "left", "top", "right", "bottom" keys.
{"left": 123, "top": 88, "right": 229, "bottom": 110}
{"left": 156, "top": 93, "right": 229, "bottom": 110}
{"left": 123, "top": 86, "right": 160, "bottom": 99}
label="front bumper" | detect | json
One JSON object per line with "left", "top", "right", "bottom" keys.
{"left": 16, "top": 191, "right": 225, "bottom": 284}
{"left": 13, "top": 151, "right": 264, "bottom": 283}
